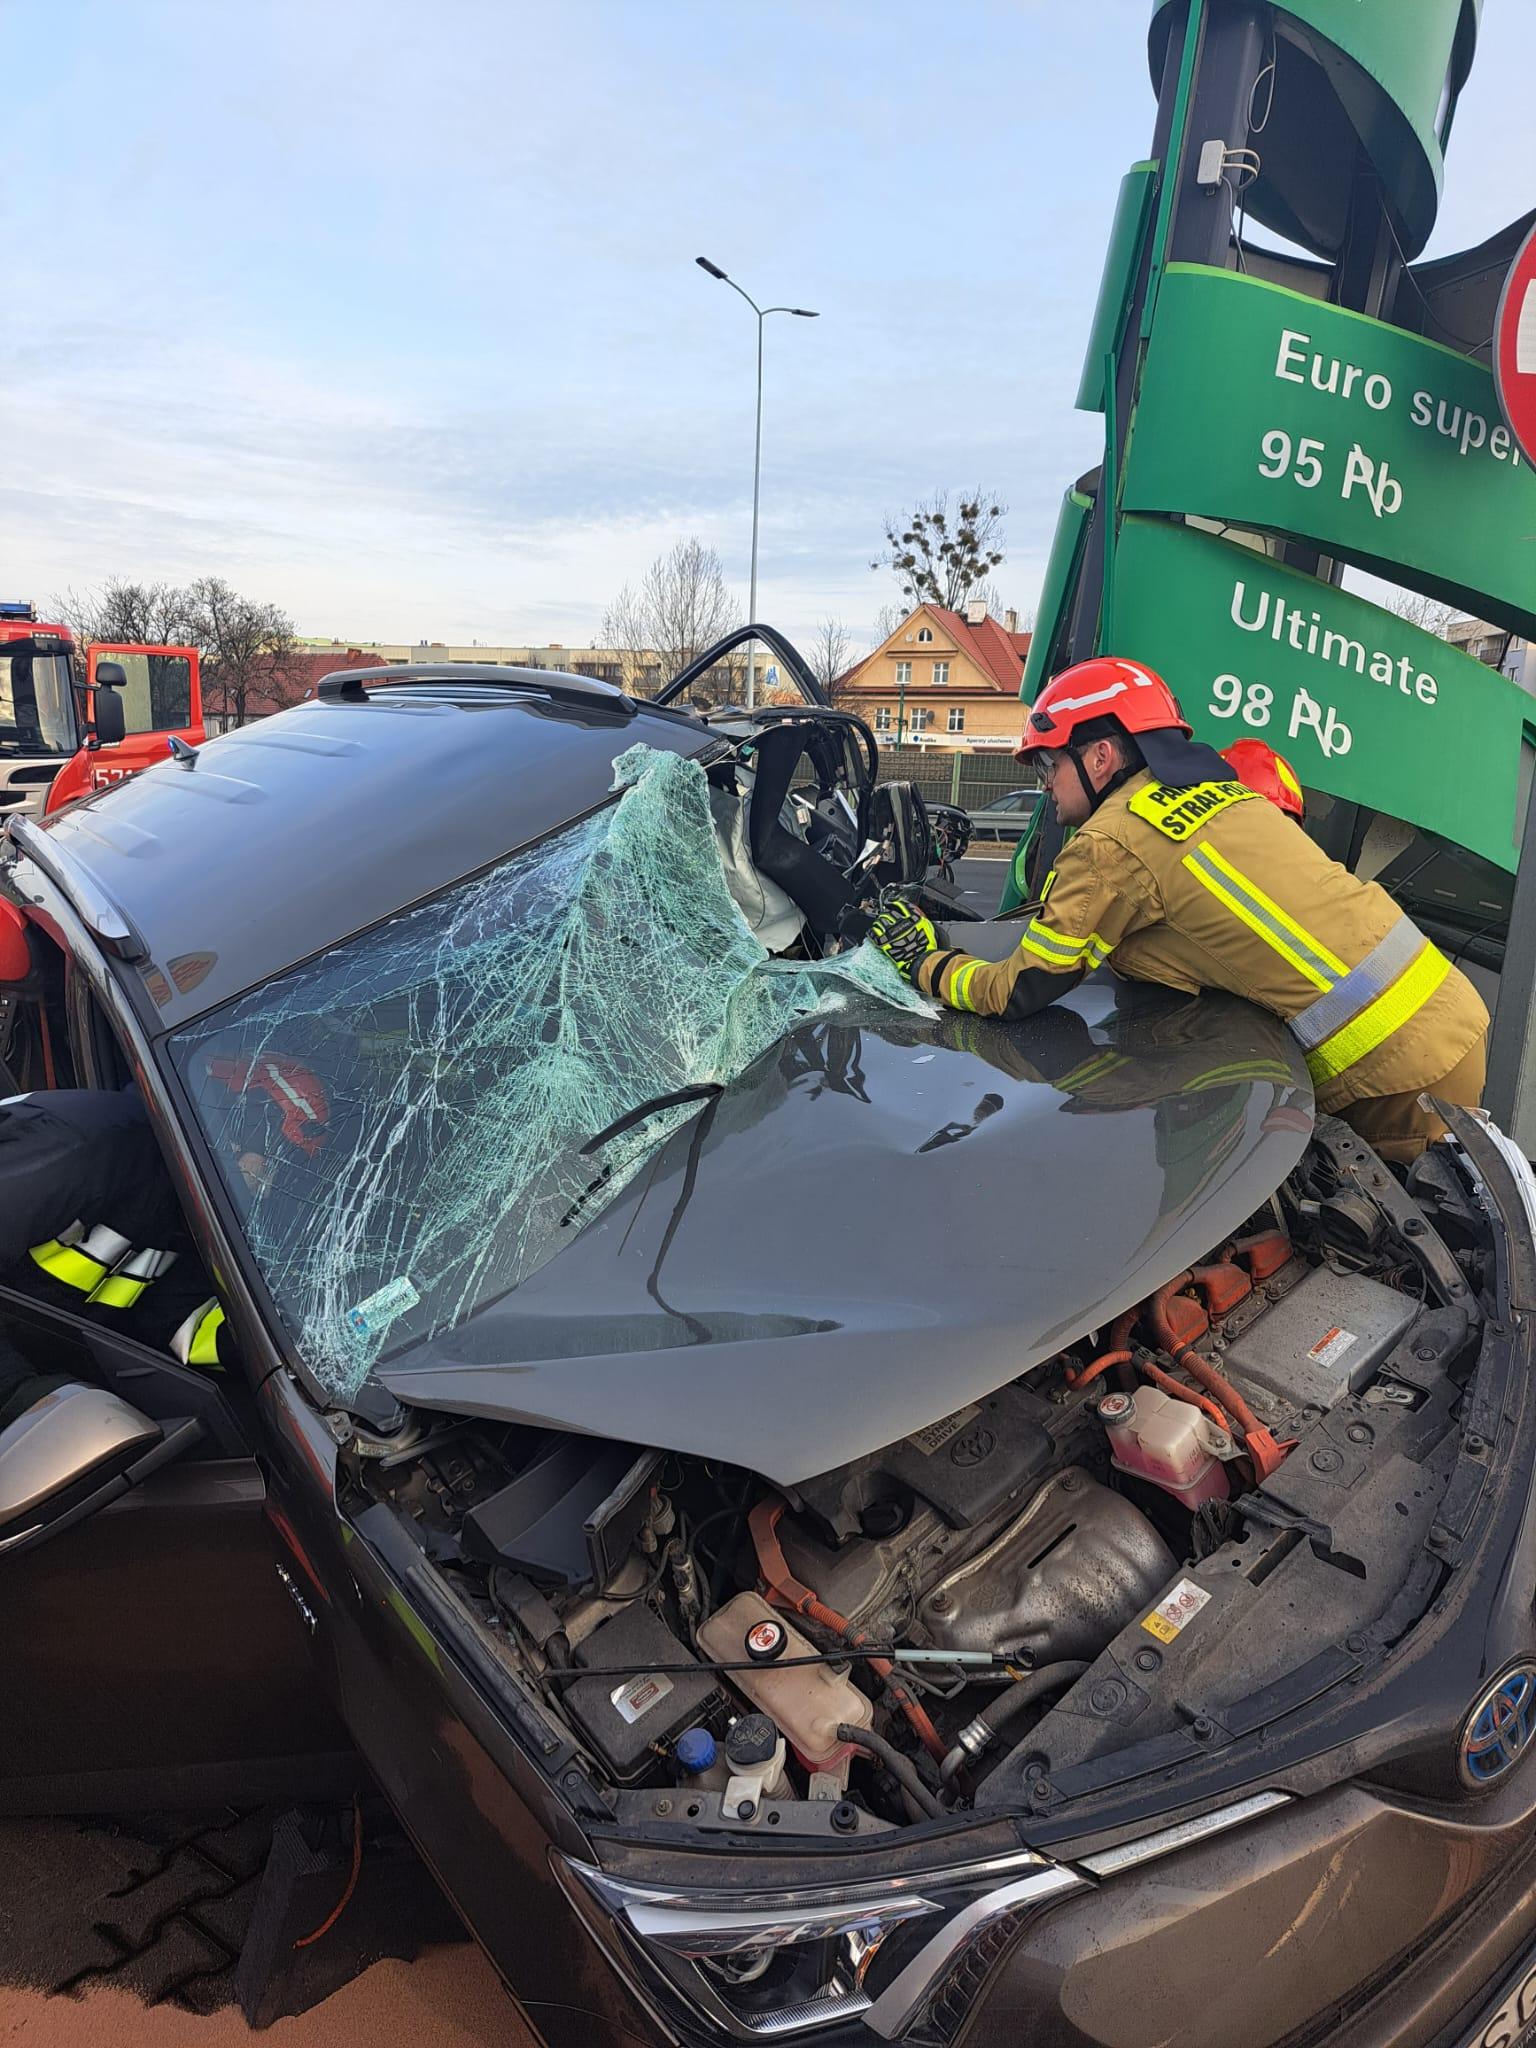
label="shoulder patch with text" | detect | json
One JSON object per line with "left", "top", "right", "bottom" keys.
{"left": 1126, "top": 779, "right": 1259, "bottom": 842}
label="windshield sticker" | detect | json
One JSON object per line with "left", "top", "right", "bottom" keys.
{"left": 347, "top": 1276, "right": 420, "bottom": 1337}
{"left": 1142, "top": 1578, "right": 1212, "bottom": 1643}
{"left": 168, "top": 744, "right": 932, "bottom": 1404}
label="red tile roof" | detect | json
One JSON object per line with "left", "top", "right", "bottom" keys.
{"left": 925, "top": 607, "right": 1031, "bottom": 690}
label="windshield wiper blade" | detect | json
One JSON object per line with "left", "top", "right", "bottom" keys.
{"left": 580, "top": 1083, "right": 723, "bottom": 1155}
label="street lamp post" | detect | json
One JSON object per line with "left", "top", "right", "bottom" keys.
{"left": 695, "top": 257, "right": 817, "bottom": 709}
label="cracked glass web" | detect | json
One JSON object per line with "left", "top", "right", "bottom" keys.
{"left": 170, "top": 741, "right": 931, "bottom": 1401}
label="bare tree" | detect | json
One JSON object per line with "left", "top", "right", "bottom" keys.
{"left": 603, "top": 537, "right": 741, "bottom": 705}
{"left": 186, "top": 576, "right": 303, "bottom": 728}
{"left": 1384, "top": 589, "right": 1460, "bottom": 638}
{"left": 870, "top": 600, "right": 909, "bottom": 647}
{"left": 872, "top": 490, "right": 1008, "bottom": 612}
{"left": 804, "top": 618, "right": 859, "bottom": 705}
{"left": 52, "top": 580, "right": 199, "bottom": 674}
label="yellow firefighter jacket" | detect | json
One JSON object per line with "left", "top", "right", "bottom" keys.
{"left": 915, "top": 770, "right": 1489, "bottom": 1115}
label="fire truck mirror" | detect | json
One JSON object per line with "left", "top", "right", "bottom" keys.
{"left": 91, "top": 669, "right": 127, "bottom": 746}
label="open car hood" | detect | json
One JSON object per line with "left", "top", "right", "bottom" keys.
{"left": 378, "top": 981, "right": 1312, "bottom": 1485}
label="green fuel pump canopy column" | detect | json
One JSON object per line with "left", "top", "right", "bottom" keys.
{"left": 1149, "top": 0, "right": 1480, "bottom": 259}
{"left": 1013, "top": 0, "right": 1531, "bottom": 911}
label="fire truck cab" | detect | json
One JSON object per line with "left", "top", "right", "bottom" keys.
{"left": 0, "top": 602, "right": 206, "bottom": 820}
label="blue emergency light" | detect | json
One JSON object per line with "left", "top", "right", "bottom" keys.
{"left": 0, "top": 601, "right": 36, "bottom": 619}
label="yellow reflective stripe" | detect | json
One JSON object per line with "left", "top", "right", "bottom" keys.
{"left": 1024, "top": 919, "right": 1090, "bottom": 962}
{"left": 1181, "top": 1060, "right": 1295, "bottom": 1090}
{"left": 89, "top": 1273, "right": 149, "bottom": 1310}
{"left": 1181, "top": 855, "right": 1333, "bottom": 993}
{"left": 1040, "top": 867, "right": 1058, "bottom": 901}
{"left": 186, "top": 1304, "right": 226, "bottom": 1368}
{"left": 1016, "top": 923, "right": 1114, "bottom": 972}
{"left": 29, "top": 1241, "right": 109, "bottom": 1294}
{"left": 1193, "top": 843, "right": 1349, "bottom": 977}
{"left": 950, "top": 960, "right": 983, "bottom": 1012}
{"left": 1057, "top": 1051, "right": 1129, "bottom": 1090}
{"left": 1305, "top": 943, "right": 1450, "bottom": 1085}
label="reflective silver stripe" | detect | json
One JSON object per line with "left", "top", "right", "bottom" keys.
{"left": 1181, "top": 844, "right": 1345, "bottom": 990}
{"left": 1023, "top": 919, "right": 1088, "bottom": 962}
{"left": 1288, "top": 916, "right": 1427, "bottom": 1051}
{"left": 170, "top": 1297, "right": 219, "bottom": 1365}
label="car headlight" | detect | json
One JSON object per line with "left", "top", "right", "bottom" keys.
{"left": 556, "top": 1848, "right": 1085, "bottom": 2039}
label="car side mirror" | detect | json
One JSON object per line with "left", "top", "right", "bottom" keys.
{"left": 90, "top": 665, "right": 128, "bottom": 748}
{"left": 0, "top": 1382, "right": 172, "bottom": 1555}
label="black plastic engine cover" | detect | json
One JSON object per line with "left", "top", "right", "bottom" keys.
{"left": 792, "top": 1380, "right": 1058, "bottom": 1541}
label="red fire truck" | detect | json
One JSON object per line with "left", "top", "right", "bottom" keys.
{"left": 0, "top": 601, "right": 206, "bottom": 821}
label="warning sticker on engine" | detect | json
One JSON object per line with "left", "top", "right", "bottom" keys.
{"left": 1142, "top": 1579, "right": 1212, "bottom": 1643}
{"left": 610, "top": 1673, "right": 674, "bottom": 1725}
{"left": 909, "top": 1405, "right": 980, "bottom": 1456}
{"left": 1307, "top": 1326, "right": 1358, "bottom": 1372}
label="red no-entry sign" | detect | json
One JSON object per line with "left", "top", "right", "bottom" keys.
{"left": 1495, "top": 221, "right": 1536, "bottom": 468}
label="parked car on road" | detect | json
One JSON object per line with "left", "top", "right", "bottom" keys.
{"left": 967, "top": 785, "right": 1041, "bottom": 840}
{"left": 4, "top": 636, "right": 1536, "bottom": 2048}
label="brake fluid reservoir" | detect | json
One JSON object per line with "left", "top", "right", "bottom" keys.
{"left": 697, "top": 1593, "right": 872, "bottom": 1775}
{"left": 1099, "top": 1388, "right": 1231, "bottom": 1511}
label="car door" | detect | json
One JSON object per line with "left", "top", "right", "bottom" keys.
{"left": 0, "top": 1284, "right": 356, "bottom": 1814}
{"left": 86, "top": 641, "right": 206, "bottom": 780}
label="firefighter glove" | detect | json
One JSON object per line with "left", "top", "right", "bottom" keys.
{"left": 869, "top": 898, "right": 938, "bottom": 981}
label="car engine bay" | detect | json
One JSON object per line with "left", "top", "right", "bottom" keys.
{"left": 356, "top": 1112, "right": 1494, "bottom": 1842}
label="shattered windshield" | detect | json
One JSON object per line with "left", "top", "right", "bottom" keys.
{"left": 168, "top": 742, "right": 930, "bottom": 1403}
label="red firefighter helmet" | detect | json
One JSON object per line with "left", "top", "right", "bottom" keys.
{"left": 1222, "top": 738, "right": 1305, "bottom": 821}
{"left": 1016, "top": 656, "right": 1191, "bottom": 763}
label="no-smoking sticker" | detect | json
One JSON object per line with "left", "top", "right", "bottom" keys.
{"left": 1142, "top": 1578, "right": 1212, "bottom": 1643}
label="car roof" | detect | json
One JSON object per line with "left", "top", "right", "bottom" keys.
{"left": 22, "top": 667, "right": 715, "bottom": 1033}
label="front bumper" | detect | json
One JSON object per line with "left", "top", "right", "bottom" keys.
{"left": 568, "top": 1760, "right": 1536, "bottom": 2048}
{"left": 965, "top": 1765, "right": 1536, "bottom": 2048}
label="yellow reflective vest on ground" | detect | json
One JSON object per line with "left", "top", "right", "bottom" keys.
{"left": 917, "top": 769, "right": 1489, "bottom": 1114}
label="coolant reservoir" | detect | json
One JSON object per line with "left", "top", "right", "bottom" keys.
{"left": 1099, "top": 1388, "right": 1231, "bottom": 1511}
{"left": 697, "top": 1593, "right": 873, "bottom": 1772}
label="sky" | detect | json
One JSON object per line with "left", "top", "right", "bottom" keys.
{"left": 4, "top": 2, "right": 1534, "bottom": 654}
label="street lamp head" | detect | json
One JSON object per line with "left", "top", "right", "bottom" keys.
{"left": 695, "top": 256, "right": 728, "bottom": 280}
{"left": 789, "top": 307, "right": 819, "bottom": 318}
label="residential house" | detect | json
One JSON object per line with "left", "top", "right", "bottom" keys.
{"left": 840, "top": 601, "right": 1031, "bottom": 749}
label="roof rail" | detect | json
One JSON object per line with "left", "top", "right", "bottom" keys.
{"left": 6, "top": 816, "right": 149, "bottom": 960}
{"left": 316, "top": 663, "right": 636, "bottom": 716}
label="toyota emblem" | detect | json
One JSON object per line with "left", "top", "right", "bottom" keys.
{"left": 1460, "top": 1666, "right": 1536, "bottom": 1788}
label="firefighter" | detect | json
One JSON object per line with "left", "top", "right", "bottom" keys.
{"left": 0, "top": 1088, "right": 227, "bottom": 1369}
{"left": 1222, "top": 738, "right": 1306, "bottom": 821}
{"left": 870, "top": 657, "right": 1489, "bottom": 1164}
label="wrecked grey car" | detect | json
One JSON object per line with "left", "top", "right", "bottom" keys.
{"left": 3, "top": 647, "right": 1536, "bottom": 2048}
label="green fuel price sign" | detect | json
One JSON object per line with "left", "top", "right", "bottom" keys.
{"left": 1108, "top": 515, "right": 1529, "bottom": 871}
{"left": 1122, "top": 266, "right": 1536, "bottom": 635}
